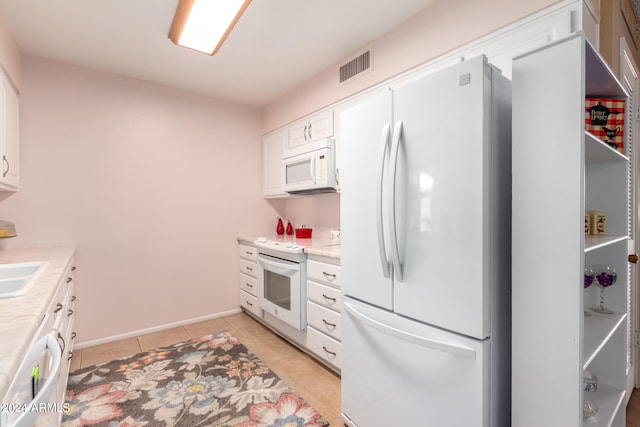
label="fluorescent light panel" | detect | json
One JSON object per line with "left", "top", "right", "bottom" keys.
{"left": 169, "top": 0, "right": 251, "bottom": 55}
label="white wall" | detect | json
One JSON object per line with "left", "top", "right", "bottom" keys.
{"left": 0, "top": 56, "right": 279, "bottom": 343}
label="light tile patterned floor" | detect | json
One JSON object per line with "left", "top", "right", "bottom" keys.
{"left": 70, "top": 313, "right": 344, "bottom": 426}
{"left": 71, "top": 312, "right": 640, "bottom": 426}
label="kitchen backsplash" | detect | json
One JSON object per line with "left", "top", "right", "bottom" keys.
{"left": 275, "top": 192, "right": 340, "bottom": 238}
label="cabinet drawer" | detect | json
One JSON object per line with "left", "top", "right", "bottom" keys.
{"left": 238, "top": 244, "right": 258, "bottom": 262}
{"left": 239, "top": 259, "right": 257, "bottom": 278}
{"left": 307, "top": 280, "right": 342, "bottom": 311}
{"left": 240, "top": 289, "right": 262, "bottom": 318}
{"left": 307, "top": 300, "right": 341, "bottom": 341}
{"left": 307, "top": 326, "right": 341, "bottom": 369}
{"left": 307, "top": 260, "right": 341, "bottom": 287}
{"left": 239, "top": 272, "right": 257, "bottom": 296}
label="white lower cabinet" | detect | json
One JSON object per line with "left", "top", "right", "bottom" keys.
{"left": 238, "top": 243, "right": 262, "bottom": 318}
{"left": 53, "top": 262, "right": 76, "bottom": 415}
{"left": 1, "top": 257, "right": 76, "bottom": 427}
{"left": 306, "top": 256, "right": 341, "bottom": 371}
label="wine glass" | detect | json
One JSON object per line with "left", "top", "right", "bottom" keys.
{"left": 584, "top": 266, "right": 595, "bottom": 316}
{"left": 591, "top": 265, "right": 617, "bottom": 314}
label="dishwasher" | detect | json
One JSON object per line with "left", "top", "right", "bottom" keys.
{"left": 1, "top": 314, "right": 63, "bottom": 427}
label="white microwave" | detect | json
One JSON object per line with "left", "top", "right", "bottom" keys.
{"left": 282, "top": 139, "right": 337, "bottom": 194}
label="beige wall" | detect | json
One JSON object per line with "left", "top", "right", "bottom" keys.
{"left": 0, "top": 56, "right": 278, "bottom": 343}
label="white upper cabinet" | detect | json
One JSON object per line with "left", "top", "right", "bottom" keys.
{"left": 285, "top": 109, "right": 334, "bottom": 157}
{"left": 262, "top": 128, "right": 288, "bottom": 198}
{"left": 0, "top": 72, "right": 18, "bottom": 191}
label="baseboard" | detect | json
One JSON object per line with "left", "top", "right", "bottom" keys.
{"left": 74, "top": 308, "right": 242, "bottom": 349}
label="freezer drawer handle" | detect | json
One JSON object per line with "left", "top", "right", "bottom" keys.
{"left": 344, "top": 302, "right": 476, "bottom": 359}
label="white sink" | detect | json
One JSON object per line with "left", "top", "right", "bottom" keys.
{"left": 0, "top": 262, "right": 46, "bottom": 298}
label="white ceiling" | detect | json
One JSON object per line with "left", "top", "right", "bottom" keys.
{"left": 0, "top": 0, "right": 437, "bottom": 107}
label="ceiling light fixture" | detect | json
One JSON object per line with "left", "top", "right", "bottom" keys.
{"left": 169, "top": 0, "right": 252, "bottom": 56}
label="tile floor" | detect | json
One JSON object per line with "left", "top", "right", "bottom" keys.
{"left": 69, "top": 312, "right": 344, "bottom": 426}
{"left": 70, "top": 312, "right": 640, "bottom": 427}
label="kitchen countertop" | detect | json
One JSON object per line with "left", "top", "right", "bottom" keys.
{"left": 303, "top": 244, "right": 340, "bottom": 260}
{"left": 237, "top": 235, "right": 340, "bottom": 259}
{"left": 0, "top": 246, "right": 75, "bottom": 400}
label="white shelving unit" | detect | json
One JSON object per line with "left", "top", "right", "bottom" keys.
{"left": 512, "top": 33, "right": 630, "bottom": 427}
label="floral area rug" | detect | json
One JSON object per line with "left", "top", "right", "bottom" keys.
{"left": 62, "top": 331, "right": 330, "bottom": 427}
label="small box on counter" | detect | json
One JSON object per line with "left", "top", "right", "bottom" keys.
{"left": 589, "top": 210, "right": 606, "bottom": 235}
{"left": 585, "top": 97, "right": 625, "bottom": 153}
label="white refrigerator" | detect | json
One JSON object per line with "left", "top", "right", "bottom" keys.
{"left": 340, "top": 56, "right": 512, "bottom": 427}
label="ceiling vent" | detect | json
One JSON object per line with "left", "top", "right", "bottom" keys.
{"left": 339, "top": 47, "right": 372, "bottom": 84}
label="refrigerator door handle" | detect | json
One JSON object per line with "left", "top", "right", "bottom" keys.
{"left": 388, "top": 120, "right": 404, "bottom": 281}
{"left": 344, "top": 301, "right": 476, "bottom": 359}
{"left": 376, "top": 123, "right": 392, "bottom": 278}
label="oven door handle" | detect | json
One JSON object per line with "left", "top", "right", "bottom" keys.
{"left": 258, "top": 255, "right": 300, "bottom": 275}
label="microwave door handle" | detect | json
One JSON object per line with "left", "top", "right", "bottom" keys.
{"left": 309, "top": 152, "right": 317, "bottom": 184}
{"left": 377, "top": 124, "right": 391, "bottom": 278}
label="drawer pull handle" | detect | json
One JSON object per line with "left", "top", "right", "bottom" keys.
{"left": 54, "top": 303, "right": 64, "bottom": 313}
{"left": 66, "top": 277, "right": 73, "bottom": 283}
{"left": 71, "top": 295, "right": 77, "bottom": 302}
{"left": 322, "top": 271, "right": 337, "bottom": 280}
{"left": 322, "top": 319, "right": 337, "bottom": 329}
{"left": 246, "top": 251, "right": 253, "bottom": 255}
{"left": 246, "top": 283, "right": 253, "bottom": 288}
{"left": 322, "top": 294, "right": 336, "bottom": 303}
{"left": 71, "top": 332, "right": 77, "bottom": 339}
{"left": 68, "top": 309, "right": 74, "bottom": 317}
{"left": 68, "top": 352, "right": 73, "bottom": 361}
{"left": 322, "top": 346, "right": 337, "bottom": 357}
{"left": 246, "top": 301, "right": 253, "bottom": 307}
{"left": 71, "top": 266, "right": 77, "bottom": 271}
{"left": 246, "top": 267, "right": 253, "bottom": 271}
{"left": 57, "top": 332, "right": 66, "bottom": 353}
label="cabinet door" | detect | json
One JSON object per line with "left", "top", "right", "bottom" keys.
{"left": 262, "top": 129, "right": 287, "bottom": 198}
{"left": 286, "top": 109, "right": 334, "bottom": 153}
{"left": 0, "top": 74, "right": 18, "bottom": 190}
{"left": 307, "top": 109, "right": 334, "bottom": 141}
{"left": 288, "top": 119, "right": 310, "bottom": 150}
{"left": 340, "top": 89, "right": 394, "bottom": 310}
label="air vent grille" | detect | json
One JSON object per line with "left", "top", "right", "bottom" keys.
{"left": 339, "top": 50, "right": 371, "bottom": 83}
